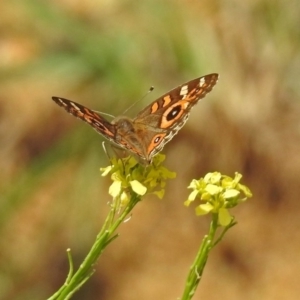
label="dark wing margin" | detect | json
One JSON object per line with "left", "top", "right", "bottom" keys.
{"left": 134, "top": 73, "right": 219, "bottom": 120}
{"left": 52, "top": 97, "right": 116, "bottom": 140}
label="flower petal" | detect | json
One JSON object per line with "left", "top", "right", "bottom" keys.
{"left": 130, "top": 180, "right": 147, "bottom": 195}
{"left": 109, "top": 181, "right": 122, "bottom": 197}
{"left": 196, "top": 203, "right": 214, "bottom": 215}
{"left": 100, "top": 165, "right": 112, "bottom": 177}
{"left": 218, "top": 208, "right": 232, "bottom": 226}
{"left": 210, "top": 172, "right": 221, "bottom": 184}
{"left": 205, "top": 184, "right": 222, "bottom": 195}
{"left": 223, "top": 189, "right": 240, "bottom": 199}
{"left": 120, "top": 191, "right": 129, "bottom": 206}
{"left": 153, "top": 189, "right": 165, "bottom": 199}
{"left": 188, "top": 189, "right": 199, "bottom": 201}
{"left": 188, "top": 179, "right": 198, "bottom": 189}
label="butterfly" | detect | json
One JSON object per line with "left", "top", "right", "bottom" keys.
{"left": 52, "top": 73, "right": 219, "bottom": 164}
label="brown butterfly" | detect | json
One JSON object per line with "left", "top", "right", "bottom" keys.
{"left": 52, "top": 73, "right": 218, "bottom": 164}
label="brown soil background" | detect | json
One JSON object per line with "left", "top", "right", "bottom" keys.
{"left": 1, "top": 1, "right": 300, "bottom": 299}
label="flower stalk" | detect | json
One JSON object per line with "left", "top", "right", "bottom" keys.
{"left": 47, "top": 154, "right": 175, "bottom": 300}
{"left": 48, "top": 159, "right": 252, "bottom": 300}
{"left": 181, "top": 172, "right": 252, "bottom": 299}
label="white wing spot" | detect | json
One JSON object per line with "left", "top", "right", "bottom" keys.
{"left": 59, "top": 99, "right": 67, "bottom": 107}
{"left": 180, "top": 85, "right": 188, "bottom": 98}
{"left": 70, "top": 102, "right": 80, "bottom": 111}
{"left": 199, "top": 77, "right": 205, "bottom": 87}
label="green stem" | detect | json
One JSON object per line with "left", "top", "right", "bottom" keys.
{"left": 180, "top": 214, "right": 219, "bottom": 300}
{"left": 48, "top": 194, "right": 140, "bottom": 300}
{"left": 212, "top": 219, "right": 236, "bottom": 248}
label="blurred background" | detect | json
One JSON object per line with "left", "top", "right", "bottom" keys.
{"left": 1, "top": 0, "right": 300, "bottom": 299}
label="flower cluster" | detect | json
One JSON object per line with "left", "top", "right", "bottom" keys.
{"left": 185, "top": 172, "right": 252, "bottom": 226}
{"left": 100, "top": 154, "right": 176, "bottom": 207}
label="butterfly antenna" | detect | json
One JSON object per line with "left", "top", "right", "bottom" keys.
{"left": 94, "top": 111, "right": 115, "bottom": 119}
{"left": 122, "top": 86, "right": 154, "bottom": 115}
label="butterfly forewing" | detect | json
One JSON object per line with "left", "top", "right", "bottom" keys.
{"left": 135, "top": 73, "right": 218, "bottom": 122}
{"left": 52, "top": 97, "right": 117, "bottom": 142}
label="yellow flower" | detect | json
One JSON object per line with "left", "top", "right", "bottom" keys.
{"left": 101, "top": 154, "right": 176, "bottom": 208}
{"left": 185, "top": 172, "right": 252, "bottom": 226}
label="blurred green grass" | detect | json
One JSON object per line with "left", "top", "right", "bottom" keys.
{"left": 1, "top": 1, "right": 300, "bottom": 300}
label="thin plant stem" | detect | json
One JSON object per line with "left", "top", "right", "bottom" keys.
{"left": 180, "top": 214, "right": 219, "bottom": 300}
{"left": 48, "top": 194, "right": 140, "bottom": 300}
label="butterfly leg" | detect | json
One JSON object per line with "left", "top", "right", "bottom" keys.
{"left": 103, "top": 142, "right": 133, "bottom": 169}
{"left": 102, "top": 141, "right": 114, "bottom": 165}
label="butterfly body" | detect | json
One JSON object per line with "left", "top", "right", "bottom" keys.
{"left": 52, "top": 73, "right": 219, "bottom": 164}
